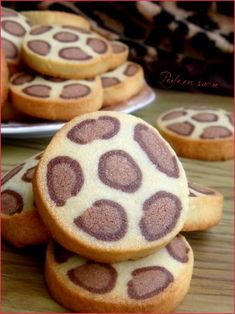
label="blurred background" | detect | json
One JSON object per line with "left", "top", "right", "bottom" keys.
{"left": 3, "top": 0, "right": 234, "bottom": 96}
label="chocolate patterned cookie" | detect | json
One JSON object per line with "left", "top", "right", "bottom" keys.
{"left": 21, "top": 10, "right": 90, "bottom": 30}
{"left": 0, "top": 50, "right": 9, "bottom": 109}
{"left": 1, "top": 153, "right": 50, "bottom": 247}
{"left": 22, "top": 24, "right": 112, "bottom": 79}
{"left": 1, "top": 6, "right": 31, "bottom": 74}
{"left": 109, "top": 41, "right": 129, "bottom": 70}
{"left": 101, "top": 62, "right": 144, "bottom": 107}
{"left": 9, "top": 71, "right": 103, "bottom": 121}
{"left": 45, "top": 235, "right": 193, "bottom": 313}
{"left": 156, "top": 106, "right": 234, "bottom": 160}
{"left": 34, "top": 111, "right": 189, "bottom": 263}
{"left": 183, "top": 182, "right": 223, "bottom": 232}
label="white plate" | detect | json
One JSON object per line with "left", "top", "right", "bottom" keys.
{"left": 1, "top": 85, "right": 155, "bottom": 139}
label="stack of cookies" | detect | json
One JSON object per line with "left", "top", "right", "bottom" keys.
{"left": 1, "top": 7, "right": 145, "bottom": 122}
{"left": 1, "top": 111, "right": 224, "bottom": 313}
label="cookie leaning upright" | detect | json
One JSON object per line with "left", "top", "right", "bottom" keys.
{"left": 156, "top": 106, "right": 234, "bottom": 160}
{"left": 34, "top": 111, "right": 189, "bottom": 263}
{"left": 45, "top": 235, "right": 193, "bottom": 312}
{"left": 0, "top": 50, "right": 9, "bottom": 109}
{"left": 21, "top": 25, "right": 112, "bottom": 79}
{"left": 1, "top": 6, "right": 31, "bottom": 74}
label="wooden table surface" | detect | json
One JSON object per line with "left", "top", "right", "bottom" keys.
{"left": 2, "top": 89, "right": 234, "bottom": 313}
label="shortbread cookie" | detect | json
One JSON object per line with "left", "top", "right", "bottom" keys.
{"left": 9, "top": 71, "right": 103, "bottom": 121}
{"left": 0, "top": 50, "right": 9, "bottom": 109}
{"left": 46, "top": 235, "right": 193, "bottom": 313}
{"left": 22, "top": 25, "right": 112, "bottom": 79}
{"left": 34, "top": 111, "right": 189, "bottom": 263}
{"left": 1, "top": 153, "right": 50, "bottom": 247}
{"left": 183, "top": 182, "right": 223, "bottom": 232}
{"left": 1, "top": 6, "right": 31, "bottom": 74}
{"left": 109, "top": 41, "right": 129, "bottom": 70}
{"left": 156, "top": 106, "right": 234, "bottom": 160}
{"left": 101, "top": 62, "right": 144, "bottom": 106}
{"left": 21, "top": 10, "right": 90, "bottom": 30}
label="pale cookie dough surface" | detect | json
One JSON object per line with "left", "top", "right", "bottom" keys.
{"left": 22, "top": 24, "right": 112, "bottom": 79}
{"left": 157, "top": 106, "right": 233, "bottom": 140}
{"left": 46, "top": 235, "right": 193, "bottom": 312}
{"left": 1, "top": 6, "right": 31, "bottom": 65}
{"left": 9, "top": 71, "right": 103, "bottom": 120}
{"left": 101, "top": 62, "right": 144, "bottom": 106}
{"left": 34, "top": 111, "right": 189, "bottom": 262}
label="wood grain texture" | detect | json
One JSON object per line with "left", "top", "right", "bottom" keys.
{"left": 1, "top": 89, "right": 234, "bottom": 313}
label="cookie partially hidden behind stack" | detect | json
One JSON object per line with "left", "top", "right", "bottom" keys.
{"left": 46, "top": 235, "right": 193, "bottom": 313}
{"left": 34, "top": 111, "right": 189, "bottom": 263}
{"left": 156, "top": 106, "right": 234, "bottom": 161}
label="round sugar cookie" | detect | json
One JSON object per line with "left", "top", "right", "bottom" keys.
{"left": 9, "top": 71, "right": 103, "bottom": 121}
{"left": 101, "top": 62, "right": 144, "bottom": 107}
{"left": 1, "top": 153, "right": 50, "bottom": 247}
{"left": 109, "top": 41, "right": 129, "bottom": 70}
{"left": 1, "top": 50, "right": 9, "bottom": 109}
{"left": 34, "top": 111, "right": 189, "bottom": 263}
{"left": 45, "top": 235, "right": 193, "bottom": 313}
{"left": 156, "top": 106, "right": 234, "bottom": 161}
{"left": 183, "top": 182, "right": 223, "bottom": 232}
{"left": 1, "top": 6, "right": 31, "bottom": 74}
{"left": 22, "top": 24, "right": 112, "bottom": 79}
{"left": 21, "top": 10, "right": 90, "bottom": 30}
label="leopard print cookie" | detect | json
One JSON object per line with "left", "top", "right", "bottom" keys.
{"left": 21, "top": 10, "right": 90, "bottom": 30}
{"left": 156, "top": 106, "right": 234, "bottom": 160}
{"left": 183, "top": 182, "right": 223, "bottom": 232}
{"left": 45, "top": 235, "right": 193, "bottom": 313}
{"left": 9, "top": 71, "right": 103, "bottom": 121}
{"left": 34, "top": 111, "right": 189, "bottom": 263}
{"left": 101, "top": 62, "right": 144, "bottom": 106}
{"left": 108, "top": 41, "right": 129, "bottom": 70}
{"left": 1, "top": 153, "right": 50, "bottom": 247}
{"left": 0, "top": 50, "right": 9, "bottom": 109}
{"left": 22, "top": 24, "right": 112, "bottom": 79}
{"left": 1, "top": 6, "right": 31, "bottom": 74}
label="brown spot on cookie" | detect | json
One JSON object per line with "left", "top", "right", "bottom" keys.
{"left": 2, "top": 163, "right": 24, "bottom": 185}
{"left": 227, "top": 113, "right": 234, "bottom": 126}
{"left": 98, "top": 150, "right": 142, "bottom": 193}
{"left": 192, "top": 113, "right": 218, "bottom": 122}
{"left": 54, "top": 242, "right": 75, "bottom": 263}
{"left": 62, "top": 26, "right": 91, "bottom": 34}
{"left": 134, "top": 124, "right": 179, "bottom": 178}
{"left": 1, "top": 189, "right": 24, "bottom": 215}
{"left": 2, "top": 20, "right": 26, "bottom": 37}
{"left": 140, "top": 191, "right": 182, "bottom": 241}
{"left": 167, "top": 122, "right": 194, "bottom": 136}
{"left": 67, "top": 116, "right": 120, "bottom": 144}
{"left": 101, "top": 77, "right": 120, "bottom": 88}
{"left": 188, "top": 182, "right": 215, "bottom": 195}
{"left": 74, "top": 200, "right": 127, "bottom": 241}
{"left": 67, "top": 263, "right": 117, "bottom": 294}
{"left": 22, "top": 166, "right": 36, "bottom": 182}
{"left": 30, "top": 25, "right": 52, "bottom": 35}
{"left": 47, "top": 156, "right": 84, "bottom": 207}
{"left": 11, "top": 73, "right": 34, "bottom": 85}
{"left": 22, "top": 85, "right": 51, "bottom": 98}
{"left": 54, "top": 32, "right": 79, "bottom": 43}
{"left": 166, "top": 236, "right": 189, "bottom": 263}
{"left": 2, "top": 38, "right": 18, "bottom": 59}
{"left": 112, "top": 43, "right": 126, "bottom": 53}
{"left": 87, "top": 38, "right": 108, "bottom": 54}
{"left": 60, "top": 84, "right": 90, "bottom": 99}
{"left": 200, "top": 126, "right": 232, "bottom": 139}
{"left": 162, "top": 111, "right": 187, "bottom": 121}
{"left": 1, "top": 7, "right": 18, "bottom": 17}
{"left": 27, "top": 40, "right": 51, "bottom": 56}
{"left": 124, "top": 64, "right": 139, "bottom": 76}
{"left": 128, "top": 266, "right": 174, "bottom": 300}
{"left": 59, "top": 47, "right": 91, "bottom": 60}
